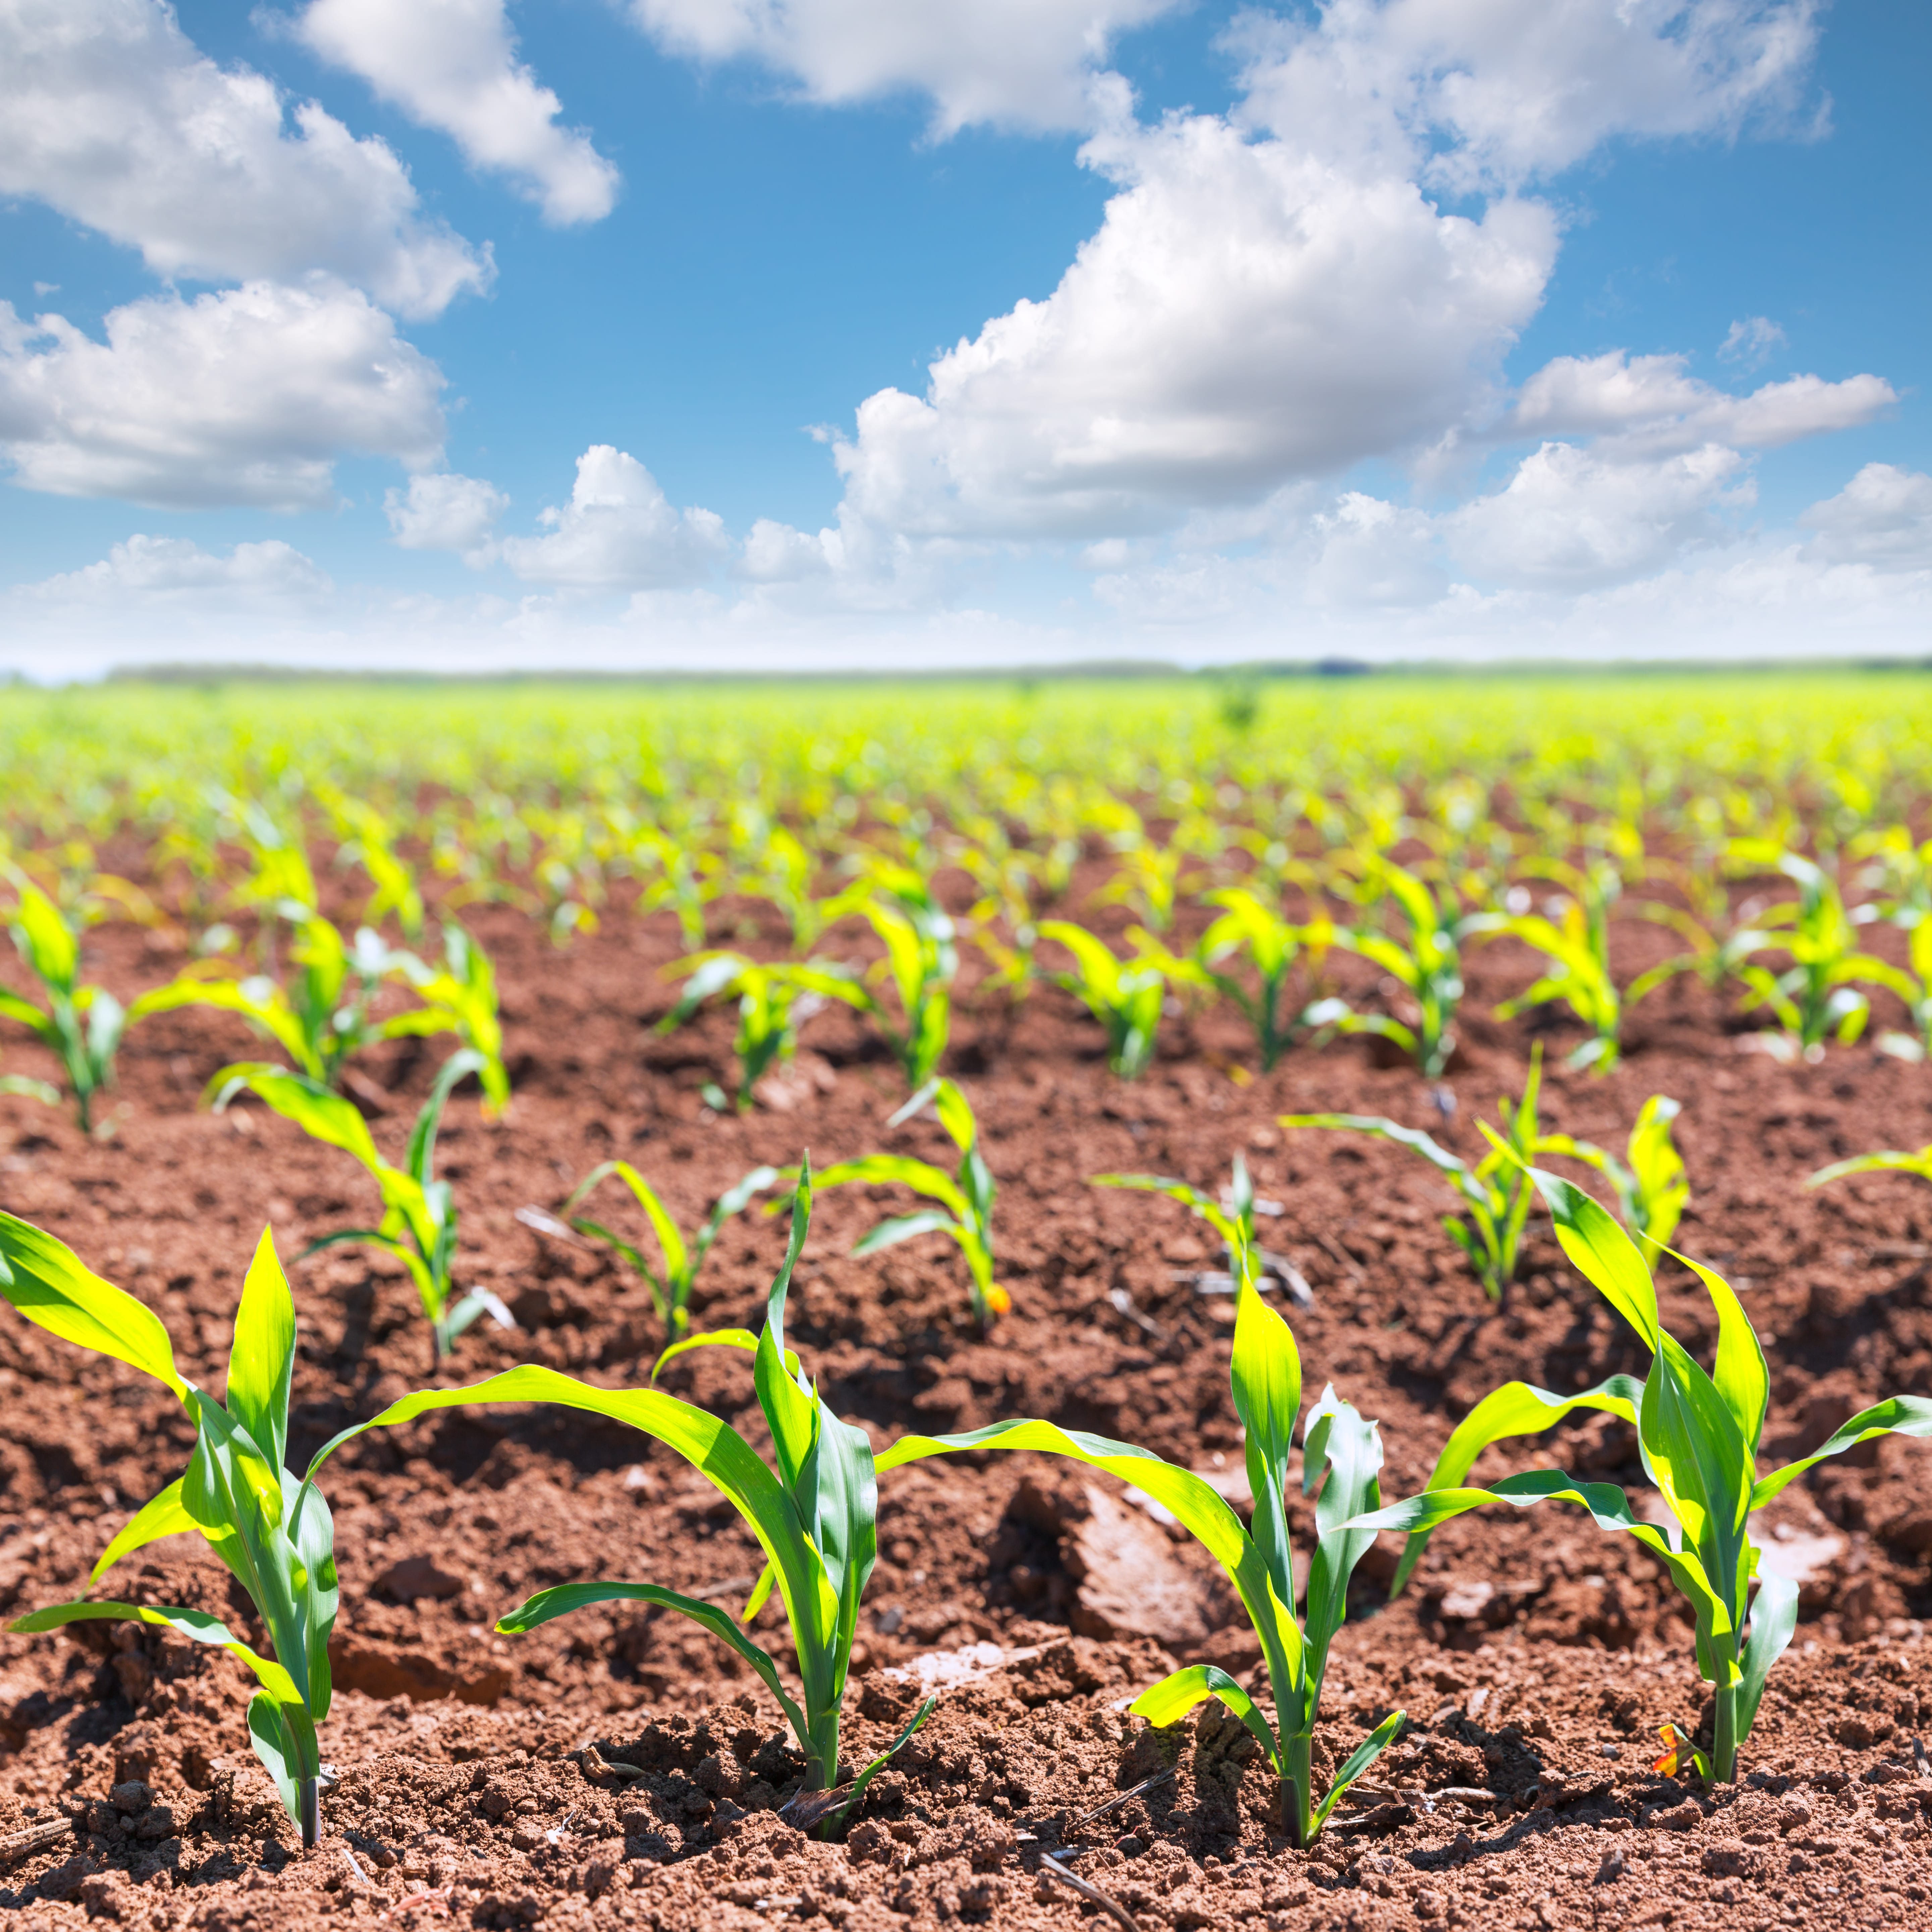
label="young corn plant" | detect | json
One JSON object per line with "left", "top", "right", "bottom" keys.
{"left": 660, "top": 951, "right": 868, "bottom": 1111}
{"left": 1036, "top": 920, "right": 1200, "bottom": 1079}
{"left": 1280, "top": 1049, "right": 1551, "bottom": 1302}
{"left": 1195, "top": 889, "right": 1346, "bottom": 1072}
{"left": 1, "top": 1214, "right": 341, "bottom": 1848}
{"left": 1344, "top": 1168, "right": 1932, "bottom": 1783}
{"left": 210, "top": 1050, "right": 512, "bottom": 1367}
{"left": 1536, "top": 1094, "right": 1690, "bottom": 1249}
{"left": 871, "top": 1259, "right": 1404, "bottom": 1847}
{"left": 1493, "top": 884, "right": 1622, "bottom": 1071}
{"left": 551, "top": 1161, "right": 777, "bottom": 1340}
{"left": 391, "top": 921, "right": 513, "bottom": 1115}
{"left": 130, "top": 907, "right": 406, "bottom": 1091}
{"left": 295, "top": 1165, "right": 937, "bottom": 1822}
{"left": 1729, "top": 847, "right": 1897, "bottom": 1060}
{"left": 794, "top": 1077, "right": 1009, "bottom": 1326}
{"left": 850, "top": 891, "right": 957, "bottom": 1091}
{"left": 0, "top": 878, "right": 126, "bottom": 1133}
{"left": 1326, "top": 857, "right": 1497, "bottom": 1080}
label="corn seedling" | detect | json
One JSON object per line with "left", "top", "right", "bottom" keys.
{"left": 849, "top": 890, "right": 957, "bottom": 1091}
{"left": 556, "top": 1161, "right": 777, "bottom": 1339}
{"left": 1281, "top": 1049, "right": 1551, "bottom": 1301}
{"left": 1036, "top": 920, "right": 1201, "bottom": 1079}
{"left": 392, "top": 921, "right": 512, "bottom": 1114}
{"left": 796, "top": 1077, "right": 1008, "bottom": 1325}
{"left": 1093, "top": 1154, "right": 1273, "bottom": 1295}
{"left": 871, "top": 1271, "right": 1403, "bottom": 1846}
{"left": 130, "top": 907, "right": 405, "bottom": 1090}
{"left": 1728, "top": 847, "right": 1897, "bottom": 1059}
{"left": 210, "top": 1050, "right": 512, "bottom": 1366}
{"left": 1, "top": 1215, "right": 341, "bottom": 1848}
{"left": 1195, "top": 888, "right": 1345, "bottom": 1071}
{"left": 0, "top": 878, "right": 126, "bottom": 1132}
{"left": 1536, "top": 1094, "right": 1690, "bottom": 1249}
{"left": 296, "top": 1164, "right": 938, "bottom": 1818}
{"left": 1347, "top": 1169, "right": 1932, "bottom": 1782}
{"left": 1327, "top": 858, "right": 1497, "bottom": 1079}
{"left": 661, "top": 951, "right": 868, "bottom": 1111}
{"left": 1493, "top": 867, "right": 1622, "bottom": 1070}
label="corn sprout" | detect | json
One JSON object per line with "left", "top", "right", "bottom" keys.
{"left": 1348, "top": 1169, "right": 1932, "bottom": 1783}
{"left": 1281, "top": 1050, "right": 1551, "bottom": 1302}
{"left": 210, "top": 1050, "right": 513, "bottom": 1366}
{"left": 1195, "top": 890, "right": 1345, "bottom": 1071}
{"left": 660, "top": 951, "right": 867, "bottom": 1111}
{"left": 297, "top": 1163, "right": 936, "bottom": 1815}
{"left": 556, "top": 1160, "right": 776, "bottom": 1340}
{"left": 1036, "top": 920, "right": 1199, "bottom": 1079}
{"left": 796, "top": 1077, "right": 1008, "bottom": 1325}
{"left": 0, "top": 879, "right": 125, "bottom": 1132}
{"left": 2, "top": 1215, "right": 342, "bottom": 1848}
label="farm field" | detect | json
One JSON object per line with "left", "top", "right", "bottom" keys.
{"left": 0, "top": 673, "right": 1930, "bottom": 1932}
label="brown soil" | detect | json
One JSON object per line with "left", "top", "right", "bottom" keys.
{"left": 2, "top": 872, "right": 1931, "bottom": 1930}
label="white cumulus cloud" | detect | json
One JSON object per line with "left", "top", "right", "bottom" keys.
{"left": 833, "top": 107, "right": 1556, "bottom": 539}
{"left": 21, "top": 535, "right": 334, "bottom": 605}
{"left": 385, "top": 471, "right": 509, "bottom": 559}
{"left": 0, "top": 281, "right": 446, "bottom": 509}
{"left": 294, "top": 0, "right": 619, "bottom": 225}
{"left": 1234, "top": 0, "right": 1824, "bottom": 192}
{"left": 1800, "top": 465, "right": 1932, "bottom": 572}
{"left": 499, "top": 446, "right": 728, "bottom": 589}
{"left": 0, "top": 0, "right": 488, "bottom": 319}
{"left": 1505, "top": 351, "right": 1894, "bottom": 456}
{"left": 1446, "top": 441, "right": 1751, "bottom": 587}
{"left": 627, "top": 0, "right": 1185, "bottom": 133}
{"left": 1720, "top": 315, "right": 1787, "bottom": 367}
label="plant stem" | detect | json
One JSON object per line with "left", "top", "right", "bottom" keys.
{"left": 298, "top": 1776, "right": 320, "bottom": 1850}
{"left": 1712, "top": 1677, "right": 1739, "bottom": 1784}
{"left": 1284, "top": 1732, "right": 1313, "bottom": 1850}
{"left": 805, "top": 1709, "right": 841, "bottom": 1794}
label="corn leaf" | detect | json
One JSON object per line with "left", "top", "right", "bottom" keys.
{"left": 91, "top": 1478, "right": 196, "bottom": 1584}
{"left": 226, "top": 1229, "right": 295, "bottom": 1474}
{"left": 1386, "top": 1373, "right": 1643, "bottom": 1595}
{"left": 0, "top": 1210, "right": 187, "bottom": 1400}
{"left": 1529, "top": 1168, "right": 1661, "bottom": 1349}
{"left": 1311, "top": 1710, "right": 1407, "bottom": 1831}
{"left": 497, "top": 1580, "right": 809, "bottom": 1744}
{"left": 1131, "top": 1663, "right": 1282, "bottom": 1772}
{"left": 1749, "top": 1395, "right": 1932, "bottom": 1508}
{"left": 565, "top": 1162, "right": 690, "bottom": 1285}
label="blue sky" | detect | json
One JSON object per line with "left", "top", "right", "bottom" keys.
{"left": 2, "top": 1, "right": 1927, "bottom": 675}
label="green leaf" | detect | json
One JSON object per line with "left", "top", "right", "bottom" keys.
{"left": 1277, "top": 1113, "right": 1469, "bottom": 1183}
{"left": 1300, "top": 1391, "right": 1384, "bottom": 1704}
{"left": 91, "top": 1478, "right": 196, "bottom": 1584}
{"left": 1736, "top": 1567, "right": 1799, "bottom": 1740}
{"left": 298, "top": 1365, "right": 822, "bottom": 1667}
{"left": 565, "top": 1162, "right": 691, "bottom": 1287}
{"left": 1386, "top": 1373, "right": 1644, "bottom": 1595}
{"left": 0, "top": 1210, "right": 187, "bottom": 1401}
{"left": 1666, "top": 1248, "right": 1768, "bottom": 1454}
{"left": 406, "top": 1049, "right": 485, "bottom": 1186}
{"left": 815, "top": 1155, "right": 971, "bottom": 1222}
{"left": 226, "top": 1228, "right": 295, "bottom": 1473}
{"left": 209, "top": 1064, "right": 384, "bottom": 1173}
{"left": 756, "top": 1160, "right": 819, "bottom": 1494}
{"left": 1750, "top": 1395, "right": 1932, "bottom": 1508}
{"left": 1091, "top": 1172, "right": 1246, "bottom": 1254}
{"left": 1230, "top": 1275, "right": 1299, "bottom": 1613}
{"left": 126, "top": 977, "right": 319, "bottom": 1078}
{"left": 851, "top": 1211, "right": 960, "bottom": 1255}
{"left": 498, "top": 1580, "right": 810, "bottom": 1746}
{"left": 247, "top": 1691, "right": 301, "bottom": 1824}
{"left": 831, "top": 1694, "right": 939, "bottom": 1825}
{"left": 10, "top": 883, "right": 78, "bottom": 990}
{"left": 1311, "top": 1710, "right": 1406, "bottom": 1832}
{"left": 1527, "top": 1168, "right": 1661, "bottom": 1349}
{"left": 1130, "top": 1664, "right": 1282, "bottom": 1773}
